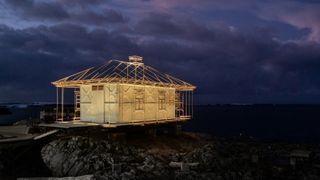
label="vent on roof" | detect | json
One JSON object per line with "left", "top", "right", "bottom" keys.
{"left": 129, "top": 55, "right": 143, "bottom": 63}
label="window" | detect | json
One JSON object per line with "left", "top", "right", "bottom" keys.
{"left": 92, "top": 85, "right": 104, "bottom": 91}
{"left": 135, "top": 89, "right": 144, "bottom": 110}
{"left": 98, "top": 85, "right": 104, "bottom": 90}
{"left": 159, "top": 91, "right": 166, "bottom": 110}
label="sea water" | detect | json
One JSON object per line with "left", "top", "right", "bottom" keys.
{"left": 1, "top": 104, "right": 320, "bottom": 142}
{"left": 184, "top": 104, "right": 320, "bottom": 143}
{"left": 0, "top": 106, "right": 42, "bottom": 125}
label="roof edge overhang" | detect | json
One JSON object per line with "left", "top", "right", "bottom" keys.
{"left": 52, "top": 59, "right": 196, "bottom": 91}
{"left": 52, "top": 78, "right": 196, "bottom": 91}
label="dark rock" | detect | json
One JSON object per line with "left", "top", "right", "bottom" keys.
{"left": 17, "top": 174, "right": 94, "bottom": 180}
{"left": 39, "top": 133, "right": 320, "bottom": 180}
{"left": 183, "top": 143, "right": 216, "bottom": 170}
{"left": 41, "top": 136, "right": 169, "bottom": 179}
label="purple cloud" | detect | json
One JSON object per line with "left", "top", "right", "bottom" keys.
{"left": 0, "top": 0, "right": 320, "bottom": 103}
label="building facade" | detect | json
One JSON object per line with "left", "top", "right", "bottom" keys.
{"left": 52, "top": 56, "right": 195, "bottom": 126}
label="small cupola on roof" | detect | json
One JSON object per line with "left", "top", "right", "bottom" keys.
{"left": 128, "top": 55, "right": 143, "bottom": 63}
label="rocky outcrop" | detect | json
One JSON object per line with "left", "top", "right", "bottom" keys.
{"left": 41, "top": 136, "right": 171, "bottom": 179}
{"left": 17, "top": 174, "right": 94, "bottom": 180}
{"left": 183, "top": 143, "right": 216, "bottom": 170}
{"left": 41, "top": 134, "right": 320, "bottom": 180}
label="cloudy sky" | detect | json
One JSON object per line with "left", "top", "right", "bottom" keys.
{"left": 0, "top": 0, "right": 320, "bottom": 104}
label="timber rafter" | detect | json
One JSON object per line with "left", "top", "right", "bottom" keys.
{"left": 52, "top": 59, "right": 196, "bottom": 90}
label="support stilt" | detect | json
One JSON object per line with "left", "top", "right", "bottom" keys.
{"left": 61, "top": 87, "right": 64, "bottom": 121}
{"left": 56, "top": 87, "right": 59, "bottom": 121}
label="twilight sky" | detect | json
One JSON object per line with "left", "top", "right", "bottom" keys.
{"left": 0, "top": 0, "right": 320, "bottom": 104}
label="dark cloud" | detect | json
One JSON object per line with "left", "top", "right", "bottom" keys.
{"left": 132, "top": 16, "right": 320, "bottom": 103}
{"left": 5, "top": 0, "right": 69, "bottom": 20}
{"left": 72, "top": 9, "right": 127, "bottom": 25}
{"left": 1, "top": 1, "right": 320, "bottom": 104}
{"left": 3, "top": 0, "right": 126, "bottom": 25}
{"left": 135, "top": 13, "right": 182, "bottom": 37}
{"left": 29, "top": 2, "right": 70, "bottom": 20}
{"left": 57, "top": 0, "right": 105, "bottom": 6}
{"left": 1, "top": 18, "right": 320, "bottom": 103}
{"left": 4, "top": 0, "right": 33, "bottom": 7}
{"left": 0, "top": 23, "right": 137, "bottom": 102}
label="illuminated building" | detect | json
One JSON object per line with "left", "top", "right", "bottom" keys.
{"left": 52, "top": 56, "right": 196, "bottom": 126}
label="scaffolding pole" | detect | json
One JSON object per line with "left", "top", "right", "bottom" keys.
{"left": 61, "top": 87, "right": 64, "bottom": 121}
{"left": 192, "top": 91, "right": 194, "bottom": 117}
{"left": 186, "top": 91, "right": 188, "bottom": 117}
{"left": 56, "top": 87, "right": 59, "bottom": 121}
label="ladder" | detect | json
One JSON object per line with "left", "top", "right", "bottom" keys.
{"left": 74, "top": 90, "right": 80, "bottom": 120}
{"left": 175, "top": 92, "right": 184, "bottom": 118}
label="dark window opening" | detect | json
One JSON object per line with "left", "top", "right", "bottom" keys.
{"left": 135, "top": 89, "right": 144, "bottom": 110}
{"left": 92, "top": 85, "right": 104, "bottom": 91}
{"left": 159, "top": 91, "right": 166, "bottom": 110}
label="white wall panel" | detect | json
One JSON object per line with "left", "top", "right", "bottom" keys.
{"left": 119, "top": 84, "right": 175, "bottom": 123}
{"left": 81, "top": 83, "right": 176, "bottom": 124}
{"left": 80, "top": 85, "right": 93, "bottom": 122}
{"left": 104, "top": 83, "right": 119, "bottom": 123}
{"left": 91, "top": 89, "right": 104, "bottom": 123}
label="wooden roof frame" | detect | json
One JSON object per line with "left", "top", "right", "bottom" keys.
{"left": 52, "top": 59, "right": 196, "bottom": 91}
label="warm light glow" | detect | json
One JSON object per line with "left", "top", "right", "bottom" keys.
{"left": 53, "top": 56, "right": 196, "bottom": 126}
{"left": 129, "top": 55, "right": 143, "bottom": 62}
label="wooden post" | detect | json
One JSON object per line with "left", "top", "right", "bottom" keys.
{"left": 188, "top": 90, "right": 191, "bottom": 117}
{"left": 56, "top": 87, "right": 59, "bottom": 121}
{"left": 186, "top": 91, "right": 188, "bottom": 117}
{"left": 74, "top": 89, "right": 76, "bottom": 121}
{"left": 184, "top": 91, "right": 186, "bottom": 118}
{"left": 61, "top": 87, "right": 64, "bottom": 121}
{"left": 191, "top": 91, "right": 193, "bottom": 118}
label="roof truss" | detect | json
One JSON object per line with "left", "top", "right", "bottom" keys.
{"left": 52, "top": 60, "right": 196, "bottom": 91}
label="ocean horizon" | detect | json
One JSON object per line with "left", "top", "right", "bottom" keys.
{"left": 1, "top": 104, "right": 320, "bottom": 143}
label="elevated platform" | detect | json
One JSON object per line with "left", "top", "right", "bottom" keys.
{"left": 39, "top": 121, "right": 101, "bottom": 129}
{"left": 0, "top": 125, "right": 59, "bottom": 144}
{"left": 39, "top": 118, "right": 189, "bottom": 129}
{"left": 0, "top": 125, "right": 35, "bottom": 143}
